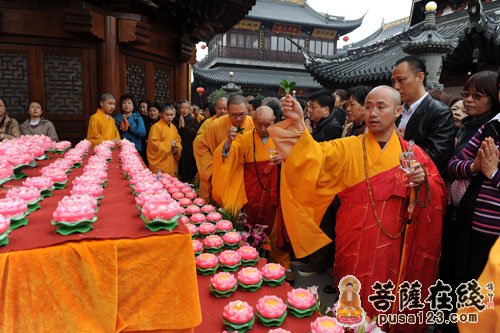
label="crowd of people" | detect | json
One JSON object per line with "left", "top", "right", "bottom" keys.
{"left": 1, "top": 55, "right": 498, "bottom": 332}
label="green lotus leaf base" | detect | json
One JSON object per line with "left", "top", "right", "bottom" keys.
{"left": 224, "top": 242, "right": 241, "bottom": 250}
{"left": 204, "top": 245, "right": 223, "bottom": 254}
{"left": 194, "top": 250, "right": 203, "bottom": 256}
{"left": 51, "top": 147, "right": 70, "bottom": 154}
{"left": 53, "top": 181, "right": 67, "bottom": 190}
{"left": 9, "top": 214, "right": 29, "bottom": 230}
{"left": 286, "top": 302, "right": 316, "bottom": 318}
{"left": 35, "top": 154, "right": 48, "bottom": 160}
{"left": 40, "top": 189, "right": 53, "bottom": 198}
{"left": 256, "top": 310, "right": 287, "bottom": 327}
{"left": 51, "top": 216, "right": 97, "bottom": 235}
{"left": 262, "top": 276, "right": 286, "bottom": 287}
{"left": 209, "top": 284, "right": 237, "bottom": 298}
{"left": 219, "top": 263, "right": 241, "bottom": 272}
{"left": 140, "top": 213, "right": 181, "bottom": 232}
{"left": 197, "top": 232, "right": 214, "bottom": 238}
{"left": 223, "top": 317, "right": 255, "bottom": 333}
{"left": 73, "top": 162, "right": 81, "bottom": 168}
{"left": 241, "top": 257, "right": 259, "bottom": 266}
{"left": 0, "top": 176, "right": 13, "bottom": 186}
{"left": 27, "top": 202, "right": 42, "bottom": 214}
{"left": 0, "top": 230, "right": 11, "bottom": 246}
{"left": 196, "top": 265, "right": 218, "bottom": 276}
{"left": 237, "top": 280, "right": 263, "bottom": 292}
{"left": 216, "top": 228, "right": 234, "bottom": 235}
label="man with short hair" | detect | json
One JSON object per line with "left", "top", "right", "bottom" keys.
{"left": 391, "top": 55, "right": 455, "bottom": 177}
{"left": 86, "top": 93, "right": 121, "bottom": 146}
{"left": 308, "top": 90, "right": 343, "bottom": 142}
{"left": 193, "top": 95, "right": 254, "bottom": 201}
{"left": 196, "top": 96, "right": 227, "bottom": 137}
{"left": 270, "top": 86, "right": 445, "bottom": 332}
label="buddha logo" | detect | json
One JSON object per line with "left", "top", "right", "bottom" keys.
{"left": 336, "top": 275, "right": 366, "bottom": 327}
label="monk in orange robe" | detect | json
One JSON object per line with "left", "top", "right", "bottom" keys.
{"left": 270, "top": 86, "right": 445, "bottom": 332}
{"left": 196, "top": 96, "right": 227, "bottom": 138}
{"left": 86, "top": 93, "right": 120, "bottom": 147}
{"left": 212, "top": 106, "right": 290, "bottom": 269}
{"left": 193, "top": 95, "right": 254, "bottom": 201}
{"left": 147, "top": 105, "right": 182, "bottom": 176}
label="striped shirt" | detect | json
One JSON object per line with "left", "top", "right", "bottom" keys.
{"left": 447, "top": 120, "right": 500, "bottom": 235}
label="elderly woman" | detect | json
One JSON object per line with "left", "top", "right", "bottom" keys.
{"left": 114, "top": 94, "right": 146, "bottom": 153}
{"left": 0, "top": 97, "right": 20, "bottom": 141}
{"left": 20, "top": 101, "right": 58, "bottom": 141}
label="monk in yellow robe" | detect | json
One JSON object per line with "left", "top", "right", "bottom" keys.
{"left": 147, "top": 105, "right": 182, "bottom": 177}
{"left": 212, "top": 106, "right": 290, "bottom": 270}
{"left": 86, "top": 93, "right": 120, "bottom": 146}
{"left": 270, "top": 86, "right": 445, "bottom": 332}
{"left": 193, "top": 95, "right": 254, "bottom": 201}
{"left": 196, "top": 96, "right": 227, "bottom": 138}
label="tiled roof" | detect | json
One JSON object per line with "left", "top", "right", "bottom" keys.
{"left": 304, "top": 2, "right": 500, "bottom": 88}
{"left": 246, "top": 0, "right": 363, "bottom": 33}
{"left": 193, "top": 66, "right": 321, "bottom": 88}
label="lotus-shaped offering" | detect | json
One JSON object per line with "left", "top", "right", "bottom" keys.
{"left": 6, "top": 186, "right": 42, "bottom": 212}
{"left": 140, "top": 200, "right": 182, "bottom": 231}
{"left": 40, "top": 168, "right": 68, "bottom": 187}
{"left": 0, "top": 197, "right": 28, "bottom": 230}
{"left": 286, "top": 288, "right": 317, "bottom": 318}
{"left": 237, "top": 246, "right": 259, "bottom": 266}
{"left": 171, "top": 192, "right": 185, "bottom": 200}
{"left": 310, "top": 317, "right": 344, "bottom": 333}
{"left": 23, "top": 177, "right": 54, "bottom": 197}
{"left": 237, "top": 267, "right": 263, "bottom": 292}
{"left": 0, "top": 158, "right": 14, "bottom": 184}
{"left": 218, "top": 250, "right": 241, "bottom": 272}
{"left": 195, "top": 252, "right": 219, "bottom": 275}
{"left": 193, "top": 198, "right": 205, "bottom": 206}
{"left": 203, "top": 235, "right": 224, "bottom": 253}
{"left": 201, "top": 204, "right": 215, "bottom": 214}
{"left": 51, "top": 202, "right": 97, "bottom": 235}
{"left": 206, "top": 211, "right": 222, "bottom": 223}
{"left": 223, "top": 300, "right": 255, "bottom": 332}
{"left": 0, "top": 214, "right": 11, "bottom": 246}
{"left": 255, "top": 295, "right": 287, "bottom": 327}
{"left": 59, "top": 194, "right": 98, "bottom": 210}
{"left": 178, "top": 198, "right": 192, "bottom": 207}
{"left": 198, "top": 222, "right": 216, "bottom": 237}
{"left": 192, "top": 239, "right": 203, "bottom": 256}
{"left": 222, "top": 231, "right": 242, "bottom": 249}
{"left": 71, "top": 183, "right": 104, "bottom": 199}
{"left": 216, "top": 220, "right": 233, "bottom": 234}
{"left": 190, "top": 213, "right": 206, "bottom": 225}
{"left": 185, "top": 205, "right": 201, "bottom": 215}
{"left": 53, "top": 140, "right": 71, "bottom": 153}
{"left": 184, "top": 191, "right": 197, "bottom": 199}
{"left": 210, "top": 272, "right": 237, "bottom": 298}
{"left": 261, "top": 263, "right": 286, "bottom": 286}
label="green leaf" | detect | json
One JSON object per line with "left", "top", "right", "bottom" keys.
{"left": 288, "top": 81, "right": 296, "bottom": 90}
{"left": 279, "top": 79, "right": 289, "bottom": 89}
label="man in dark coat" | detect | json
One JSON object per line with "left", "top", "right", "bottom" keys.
{"left": 175, "top": 100, "right": 200, "bottom": 182}
{"left": 308, "top": 90, "right": 343, "bottom": 142}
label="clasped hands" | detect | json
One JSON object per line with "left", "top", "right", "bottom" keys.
{"left": 470, "top": 137, "right": 499, "bottom": 179}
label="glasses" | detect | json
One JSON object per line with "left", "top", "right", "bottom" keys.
{"left": 460, "top": 91, "right": 487, "bottom": 100}
{"left": 229, "top": 113, "right": 246, "bottom": 119}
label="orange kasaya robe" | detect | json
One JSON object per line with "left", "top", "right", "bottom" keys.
{"left": 270, "top": 121, "right": 445, "bottom": 332}
{"left": 147, "top": 120, "right": 182, "bottom": 177}
{"left": 212, "top": 129, "right": 279, "bottom": 232}
{"left": 86, "top": 109, "right": 120, "bottom": 147}
{"left": 193, "top": 115, "right": 254, "bottom": 201}
{"left": 196, "top": 115, "right": 218, "bottom": 138}
{"left": 458, "top": 237, "right": 500, "bottom": 333}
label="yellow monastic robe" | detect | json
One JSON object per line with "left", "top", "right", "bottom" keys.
{"left": 196, "top": 113, "right": 204, "bottom": 123}
{"left": 458, "top": 237, "right": 500, "bottom": 333}
{"left": 212, "top": 130, "right": 275, "bottom": 213}
{"left": 147, "top": 120, "right": 182, "bottom": 177}
{"left": 86, "top": 109, "right": 120, "bottom": 146}
{"left": 193, "top": 115, "right": 254, "bottom": 201}
{"left": 196, "top": 115, "right": 217, "bottom": 137}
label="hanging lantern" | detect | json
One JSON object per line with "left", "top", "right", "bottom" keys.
{"left": 196, "top": 87, "right": 205, "bottom": 95}
{"left": 200, "top": 44, "right": 207, "bottom": 50}
{"left": 342, "top": 36, "right": 349, "bottom": 42}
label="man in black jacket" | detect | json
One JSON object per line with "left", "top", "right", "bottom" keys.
{"left": 391, "top": 56, "right": 455, "bottom": 178}
{"left": 308, "top": 90, "right": 343, "bottom": 142}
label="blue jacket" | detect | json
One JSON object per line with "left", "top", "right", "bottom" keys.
{"left": 114, "top": 112, "right": 146, "bottom": 151}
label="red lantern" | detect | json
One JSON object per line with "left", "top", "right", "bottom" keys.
{"left": 342, "top": 36, "right": 349, "bottom": 42}
{"left": 196, "top": 87, "right": 205, "bottom": 95}
{"left": 200, "top": 44, "right": 207, "bottom": 50}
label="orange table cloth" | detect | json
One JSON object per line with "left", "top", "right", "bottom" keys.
{"left": 0, "top": 151, "right": 202, "bottom": 332}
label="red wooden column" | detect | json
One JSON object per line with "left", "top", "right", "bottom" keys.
{"left": 98, "top": 15, "right": 120, "bottom": 98}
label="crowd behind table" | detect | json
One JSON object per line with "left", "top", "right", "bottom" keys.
{"left": 0, "top": 55, "right": 499, "bottom": 332}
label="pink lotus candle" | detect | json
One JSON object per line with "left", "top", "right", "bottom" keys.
{"left": 223, "top": 231, "right": 242, "bottom": 245}
{"left": 206, "top": 211, "right": 222, "bottom": 222}
{"left": 211, "top": 272, "right": 237, "bottom": 292}
{"left": 223, "top": 301, "right": 254, "bottom": 325}
{"left": 201, "top": 204, "right": 215, "bottom": 214}
{"left": 23, "top": 176, "right": 54, "bottom": 190}
{"left": 192, "top": 239, "right": 203, "bottom": 254}
{"left": 185, "top": 223, "right": 198, "bottom": 235}
{"left": 216, "top": 220, "right": 233, "bottom": 232}
{"left": 237, "top": 267, "right": 262, "bottom": 285}
{"left": 195, "top": 253, "right": 218, "bottom": 269}
{"left": 178, "top": 198, "right": 192, "bottom": 207}
{"left": 261, "top": 263, "right": 286, "bottom": 280}
{"left": 4, "top": 147, "right": 33, "bottom": 166}
{"left": 60, "top": 194, "right": 98, "bottom": 210}
{"left": 198, "top": 222, "right": 216, "bottom": 236}
{"left": 55, "top": 141, "right": 71, "bottom": 151}
{"left": 179, "top": 215, "right": 190, "bottom": 224}
{"left": 287, "top": 288, "right": 316, "bottom": 310}
{"left": 268, "top": 329, "right": 292, "bottom": 333}
{"left": 0, "top": 198, "right": 28, "bottom": 219}
{"left": 310, "top": 317, "right": 344, "bottom": 333}
{"left": 40, "top": 168, "right": 68, "bottom": 183}
{"left": 135, "top": 190, "right": 171, "bottom": 207}
{"left": 74, "top": 175, "right": 104, "bottom": 186}
{"left": 218, "top": 250, "right": 241, "bottom": 267}
{"left": 0, "top": 214, "right": 10, "bottom": 235}
{"left": 256, "top": 295, "right": 287, "bottom": 319}
{"left": 190, "top": 213, "right": 206, "bottom": 224}
{"left": 6, "top": 186, "right": 40, "bottom": 204}
{"left": 0, "top": 158, "right": 14, "bottom": 179}
{"left": 193, "top": 198, "right": 205, "bottom": 206}
{"left": 185, "top": 205, "right": 201, "bottom": 215}
{"left": 171, "top": 192, "right": 185, "bottom": 200}
{"left": 184, "top": 191, "right": 197, "bottom": 199}
{"left": 52, "top": 203, "right": 95, "bottom": 222}
{"left": 134, "top": 181, "right": 163, "bottom": 194}
{"left": 71, "top": 183, "right": 104, "bottom": 198}
{"left": 142, "top": 201, "right": 181, "bottom": 221}
{"left": 238, "top": 246, "right": 259, "bottom": 261}
{"left": 203, "top": 235, "right": 224, "bottom": 249}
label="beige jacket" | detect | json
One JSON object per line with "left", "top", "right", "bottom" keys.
{"left": 20, "top": 118, "right": 59, "bottom": 141}
{"left": 0, "top": 114, "right": 21, "bottom": 140}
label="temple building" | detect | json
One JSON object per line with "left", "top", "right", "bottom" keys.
{"left": 193, "top": 0, "right": 364, "bottom": 98}
{"left": 303, "top": 0, "right": 500, "bottom": 92}
{"left": 0, "top": 0, "right": 255, "bottom": 142}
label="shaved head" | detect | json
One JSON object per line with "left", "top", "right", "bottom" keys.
{"left": 368, "top": 85, "right": 401, "bottom": 106}
{"left": 254, "top": 106, "right": 275, "bottom": 139}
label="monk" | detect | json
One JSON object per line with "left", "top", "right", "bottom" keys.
{"left": 147, "top": 104, "right": 182, "bottom": 176}
{"left": 193, "top": 95, "right": 254, "bottom": 201}
{"left": 86, "top": 93, "right": 120, "bottom": 146}
{"left": 270, "top": 86, "right": 445, "bottom": 332}
{"left": 212, "top": 106, "right": 290, "bottom": 270}
{"left": 196, "top": 96, "right": 227, "bottom": 137}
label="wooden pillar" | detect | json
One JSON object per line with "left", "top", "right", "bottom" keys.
{"left": 97, "top": 15, "right": 120, "bottom": 98}
{"left": 175, "top": 62, "right": 189, "bottom": 101}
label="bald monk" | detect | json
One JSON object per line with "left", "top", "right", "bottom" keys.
{"left": 193, "top": 95, "right": 254, "bottom": 201}
{"left": 196, "top": 96, "right": 227, "bottom": 138}
{"left": 86, "top": 93, "right": 120, "bottom": 146}
{"left": 212, "top": 106, "right": 290, "bottom": 270}
{"left": 271, "top": 86, "right": 445, "bottom": 332}
{"left": 147, "top": 104, "right": 182, "bottom": 176}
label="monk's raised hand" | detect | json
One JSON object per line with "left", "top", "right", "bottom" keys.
{"left": 227, "top": 126, "right": 238, "bottom": 144}
{"left": 281, "top": 94, "right": 305, "bottom": 132}
{"left": 407, "top": 161, "right": 425, "bottom": 186}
